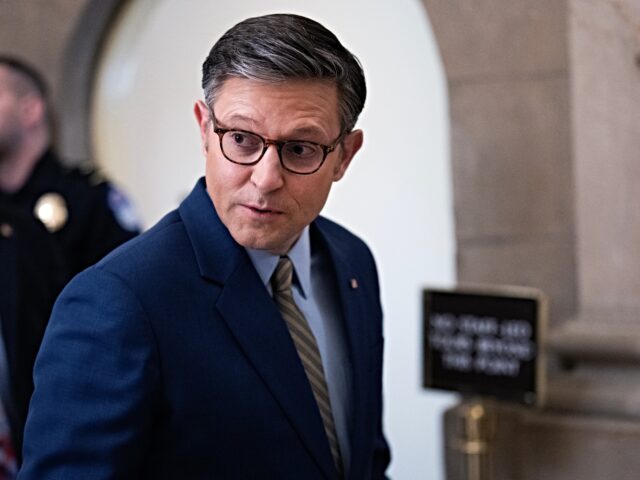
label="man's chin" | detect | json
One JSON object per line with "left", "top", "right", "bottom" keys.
{"left": 231, "top": 230, "right": 297, "bottom": 256}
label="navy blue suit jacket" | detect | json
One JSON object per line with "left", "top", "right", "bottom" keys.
{"left": 19, "top": 179, "right": 390, "bottom": 479}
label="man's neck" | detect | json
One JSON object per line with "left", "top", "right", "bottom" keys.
{"left": 0, "top": 134, "right": 48, "bottom": 194}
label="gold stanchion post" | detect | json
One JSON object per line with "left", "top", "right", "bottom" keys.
{"left": 445, "top": 399, "right": 497, "bottom": 480}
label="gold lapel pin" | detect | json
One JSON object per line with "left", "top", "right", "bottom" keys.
{"left": 350, "top": 278, "right": 358, "bottom": 289}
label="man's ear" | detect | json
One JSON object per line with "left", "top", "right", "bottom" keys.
{"left": 20, "top": 95, "right": 46, "bottom": 129}
{"left": 333, "top": 129, "right": 363, "bottom": 181}
{"left": 194, "top": 100, "right": 211, "bottom": 156}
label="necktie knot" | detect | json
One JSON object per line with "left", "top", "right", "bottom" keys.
{"left": 272, "top": 256, "right": 293, "bottom": 294}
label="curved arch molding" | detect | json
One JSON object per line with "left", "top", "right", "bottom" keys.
{"left": 58, "top": 0, "right": 128, "bottom": 160}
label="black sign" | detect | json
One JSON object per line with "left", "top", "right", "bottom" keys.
{"left": 423, "top": 287, "right": 546, "bottom": 405}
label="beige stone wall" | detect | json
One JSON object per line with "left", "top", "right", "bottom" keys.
{"left": 0, "top": 0, "right": 89, "bottom": 111}
{"left": 571, "top": 0, "right": 640, "bottom": 313}
{"left": 423, "top": 0, "right": 578, "bottom": 323}
{"left": 428, "top": 1, "right": 640, "bottom": 478}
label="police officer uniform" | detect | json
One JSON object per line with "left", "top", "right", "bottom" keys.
{"left": 0, "top": 149, "right": 138, "bottom": 473}
{"left": 0, "top": 149, "right": 139, "bottom": 276}
{"left": 0, "top": 205, "right": 68, "bottom": 468}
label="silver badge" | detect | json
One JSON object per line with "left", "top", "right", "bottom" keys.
{"left": 34, "top": 192, "right": 68, "bottom": 232}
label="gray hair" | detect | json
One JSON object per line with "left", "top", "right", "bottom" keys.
{"left": 201, "top": 13, "right": 366, "bottom": 132}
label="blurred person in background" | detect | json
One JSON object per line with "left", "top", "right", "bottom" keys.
{"left": 0, "top": 56, "right": 139, "bottom": 479}
{"left": 0, "top": 55, "right": 140, "bottom": 277}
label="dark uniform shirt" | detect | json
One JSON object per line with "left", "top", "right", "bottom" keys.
{"left": 0, "top": 149, "right": 139, "bottom": 276}
{"left": 0, "top": 150, "right": 138, "bottom": 467}
{"left": 0, "top": 205, "right": 68, "bottom": 463}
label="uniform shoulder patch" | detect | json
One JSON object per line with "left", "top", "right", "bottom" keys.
{"left": 106, "top": 185, "right": 140, "bottom": 232}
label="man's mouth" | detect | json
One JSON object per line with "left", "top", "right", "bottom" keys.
{"left": 243, "top": 204, "right": 283, "bottom": 215}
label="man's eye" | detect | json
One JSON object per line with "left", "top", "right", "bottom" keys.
{"left": 285, "top": 142, "right": 319, "bottom": 158}
{"left": 230, "top": 132, "right": 258, "bottom": 147}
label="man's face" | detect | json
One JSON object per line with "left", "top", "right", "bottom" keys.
{"left": 0, "top": 66, "right": 24, "bottom": 157}
{"left": 195, "top": 77, "right": 363, "bottom": 255}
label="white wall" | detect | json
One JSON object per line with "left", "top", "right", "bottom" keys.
{"left": 92, "top": 0, "right": 458, "bottom": 478}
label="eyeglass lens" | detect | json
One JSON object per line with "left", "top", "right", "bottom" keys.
{"left": 221, "top": 130, "right": 324, "bottom": 174}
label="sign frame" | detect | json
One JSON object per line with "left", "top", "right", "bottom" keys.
{"left": 422, "top": 284, "right": 548, "bottom": 406}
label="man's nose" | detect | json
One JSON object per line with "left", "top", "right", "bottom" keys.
{"left": 250, "top": 144, "right": 285, "bottom": 192}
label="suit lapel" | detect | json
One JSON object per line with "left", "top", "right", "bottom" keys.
{"left": 179, "top": 180, "right": 336, "bottom": 479}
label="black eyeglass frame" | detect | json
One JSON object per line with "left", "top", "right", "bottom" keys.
{"left": 207, "top": 105, "right": 345, "bottom": 175}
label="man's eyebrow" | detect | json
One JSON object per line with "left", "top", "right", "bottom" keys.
{"left": 219, "top": 114, "right": 330, "bottom": 141}
{"left": 216, "top": 113, "right": 258, "bottom": 129}
{"left": 287, "top": 126, "right": 326, "bottom": 138}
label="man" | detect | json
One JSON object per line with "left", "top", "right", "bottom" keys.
{"left": 0, "top": 205, "right": 68, "bottom": 476}
{"left": 0, "top": 56, "right": 139, "bottom": 277}
{"left": 19, "top": 14, "right": 390, "bottom": 479}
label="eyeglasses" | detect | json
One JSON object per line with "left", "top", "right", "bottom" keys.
{"left": 207, "top": 106, "right": 343, "bottom": 175}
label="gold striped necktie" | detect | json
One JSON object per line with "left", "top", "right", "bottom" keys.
{"left": 271, "top": 256, "right": 344, "bottom": 477}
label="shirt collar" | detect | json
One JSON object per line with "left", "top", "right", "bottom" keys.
{"left": 245, "top": 226, "right": 311, "bottom": 298}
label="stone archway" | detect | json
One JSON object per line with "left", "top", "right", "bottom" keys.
{"left": 57, "top": 0, "right": 129, "bottom": 160}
